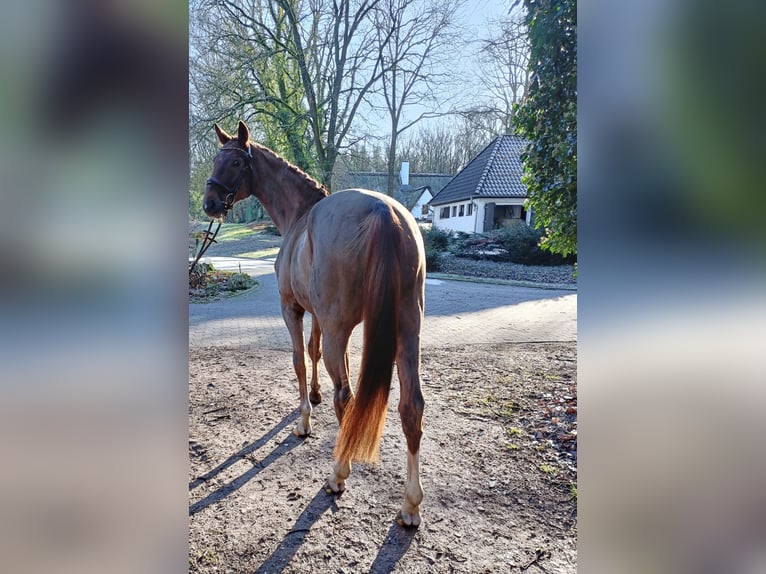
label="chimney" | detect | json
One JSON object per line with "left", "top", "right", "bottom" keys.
{"left": 400, "top": 161, "right": 410, "bottom": 186}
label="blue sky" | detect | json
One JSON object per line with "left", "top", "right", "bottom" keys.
{"left": 460, "top": 0, "right": 513, "bottom": 32}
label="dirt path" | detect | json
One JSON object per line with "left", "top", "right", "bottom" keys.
{"left": 190, "top": 344, "right": 576, "bottom": 573}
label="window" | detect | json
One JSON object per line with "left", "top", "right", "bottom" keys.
{"left": 467, "top": 203, "right": 473, "bottom": 216}
{"left": 459, "top": 204, "right": 465, "bottom": 217}
{"left": 421, "top": 205, "right": 429, "bottom": 216}
{"left": 452, "top": 205, "right": 457, "bottom": 217}
{"left": 440, "top": 206, "right": 450, "bottom": 218}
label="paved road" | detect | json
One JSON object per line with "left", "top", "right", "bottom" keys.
{"left": 189, "top": 257, "right": 576, "bottom": 351}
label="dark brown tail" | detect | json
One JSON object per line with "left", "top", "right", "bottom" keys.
{"left": 334, "top": 201, "right": 403, "bottom": 464}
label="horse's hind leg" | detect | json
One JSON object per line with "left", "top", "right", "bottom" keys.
{"left": 308, "top": 316, "right": 322, "bottom": 405}
{"left": 395, "top": 328, "right": 425, "bottom": 527}
{"left": 282, "top": 302, "right": 312, "bottom": 437}
{"left": 320, "top": 328, "right": 354, "bottom": 493}
{"left": 321, "top": 329, "right": 354, "bottom": 424}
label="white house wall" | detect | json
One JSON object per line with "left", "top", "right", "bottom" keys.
{"left": 411, "top": 191, "right": 433, "bottom": 221}
{"left": 432, "top": 200, "right": 477, "bottom": 233}
{"left": 432, "top": 198, "right": 527, "bottom": 233}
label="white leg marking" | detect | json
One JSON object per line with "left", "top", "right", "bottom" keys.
{"left": 293, "top": 398, "right": 312, "bottom": 436}
{"left": 397, "top": 450, "right": 423, "bottom": 527}
{"left": 326, "top": 459, "right": 351, "bottom": 494}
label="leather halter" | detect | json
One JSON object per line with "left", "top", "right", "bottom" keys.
{"left": 206, "top": 144, "right": 253, "bottom": 212}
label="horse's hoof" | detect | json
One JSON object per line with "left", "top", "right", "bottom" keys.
{"left": 324, "top": 479, "right": 345, "bottom": 495}
{"left": 293, "top": 422, "right": 311, "bottom": 437}
{"left": 309, "top": 390, "right": 322, "bottom": 405}
{"left": 395, "top": 509, "right": 421, "bottom": 528}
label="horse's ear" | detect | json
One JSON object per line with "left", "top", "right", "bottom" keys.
{"left": 214, "top": 123, "right": 231, "bottom": 145}
{"left": 237, "top": 120, "right": 250, "bottom": 145}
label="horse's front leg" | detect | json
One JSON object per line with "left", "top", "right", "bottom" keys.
{"left": 282, "top": 302, "right": 312, "bottom": 437}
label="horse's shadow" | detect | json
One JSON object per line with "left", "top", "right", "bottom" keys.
{"left": 253, "top": 487, "right": 340, "bottom": 573}
{"left": 191, "top": 407, "right": 417, "bottom": 572}
{"left": 368, "top": 522, "right": 417, "bottom": 574}
{"left": 253, "top": 490, "right": 416, "bottom": 574}
{"left": 189, "top": 409, "right": 300, "bottom": 516}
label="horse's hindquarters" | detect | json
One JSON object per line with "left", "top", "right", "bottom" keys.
{"left": 306, "top": 189, "right": 426, "bottom": 525}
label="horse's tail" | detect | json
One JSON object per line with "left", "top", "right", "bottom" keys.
{"left": 334, "top": 201, "right": 403, "bottom": 464}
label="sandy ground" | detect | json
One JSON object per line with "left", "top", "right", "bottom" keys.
{"left": 189, "top": 342, "right": 577, "bottom": 573}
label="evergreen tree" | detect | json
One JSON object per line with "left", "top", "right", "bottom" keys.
{"left": 514, "top": 0, "right": 577, "bottom": 256}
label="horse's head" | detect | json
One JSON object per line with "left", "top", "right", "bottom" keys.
{"left": 203, "top": 121, "right": 253, "bottom": 218}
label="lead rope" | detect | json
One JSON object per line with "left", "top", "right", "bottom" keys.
{"left": 189, "top": 218, "right": 222, "bottom": 277}
{"left": 188, "top": 193, "right": 234, "bottom": 277}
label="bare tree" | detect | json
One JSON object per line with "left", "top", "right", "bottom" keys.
{"left": 398, "top": 123, "right": 456, "bottom": 173}
{"left": 275, "top": 0, "right": 395, "bottom": 187}
{"left": 189, "top": 0, "right": 521, "bottom": 205}
{"left": 372, "top": 0, "right": 463, "bottom": 196}
{"left": 190, "top": 0, "right": 314, "bottom": 171}
{"left": 397, "top": 116, "right": 492, "bottom": 174}
{"left": 190, "top": 0, "right": 394, "bottom": 188}
{"left": 475, "top": 12, "right": 531, "bottom": 133}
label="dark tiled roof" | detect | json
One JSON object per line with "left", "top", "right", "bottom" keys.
{"left": 394, "top": 185, "right": 431, "bottom": 210}
{"left": 428, "top": 135, "right": 528, "bottom": 206}
{"left": 334, "top": 172, "right": 453, "bottom": 197}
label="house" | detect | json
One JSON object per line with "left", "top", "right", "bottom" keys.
{"left": 428, "top": 135, "right": 531, "bottom": 233}
{"left": 332, "top": 162, "right": 452, "bottom": 222}
{"left": 392, "top": 161, "right": 437, "bottom": 222}
{"left": 395, "top": 184, "right": 434, "bottom": 222}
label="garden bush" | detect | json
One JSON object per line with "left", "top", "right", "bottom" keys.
{"left": 418, "top": 222, "right": 575, "bottom": 267}
{"left": 227, "top": 273, "right": 255, "bottom": 291}
{"left": 189, "top": 263, "right": 256, "bottom": 302}
{"left": 449, "top": 223, "right": 574, "bottom": 266}
{"left": 494, "top": 224, "right": 575, "bottom": 265}
{"left": 424, "top": 247, "right": 442, "bottom": 272}
{"left": 420, "top": 225, "right": 451, "bottom": 251}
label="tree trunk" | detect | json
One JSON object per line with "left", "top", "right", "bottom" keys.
{"left": 386, "top": 131, "right": 398, "bottom": 197}
{"left": 318, "top": 147, "right": 336, "bottom": 191}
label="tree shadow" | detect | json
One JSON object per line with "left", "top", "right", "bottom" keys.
{"left": 189, "top": 410, "right": 302, "bottom": 516}
{"left": 253, "top": 487, "right": 340, "bottom": 573}
{"left": 368, "top": 521, "right": 417, "bottom": 574}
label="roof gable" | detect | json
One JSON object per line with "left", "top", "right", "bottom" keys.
{"left": 394, "top": 185, "right": 432, "bottom": 210}
{"left": 429, "top": 135, "right": 528, "bottom": 206}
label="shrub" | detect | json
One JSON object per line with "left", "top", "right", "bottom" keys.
{"left": 420, "top": 225, "right": 451, "bottom": 251}
{"left": 493, "top": 225, "right": 574, "bottom": 265}
{"left": 449, "top": 233, "right": 507, "bottom": 261}
{"left": 189, "top": 263, "right": 256, "bottom": 300}
{"left": 227, "top": 273, "right": 255, "bottom": 291}
{"left": 189, "top": 262, "right": 213, "bottom": 288}
{"left": 453, "top": 231, "right": 471, "bottom": 242}
{"left": 448, "top": 224, "right": 575, "bottom": 266}
{"left": 424, "top": 247, "right": 442, "bottom": 272}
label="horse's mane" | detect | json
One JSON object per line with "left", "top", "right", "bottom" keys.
{"left": 252, "top": 142, "right": 329, "bottom": 200}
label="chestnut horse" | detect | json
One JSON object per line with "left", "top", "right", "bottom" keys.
{"left": 202, "top": 121, "right": 426, "bottom": 527}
